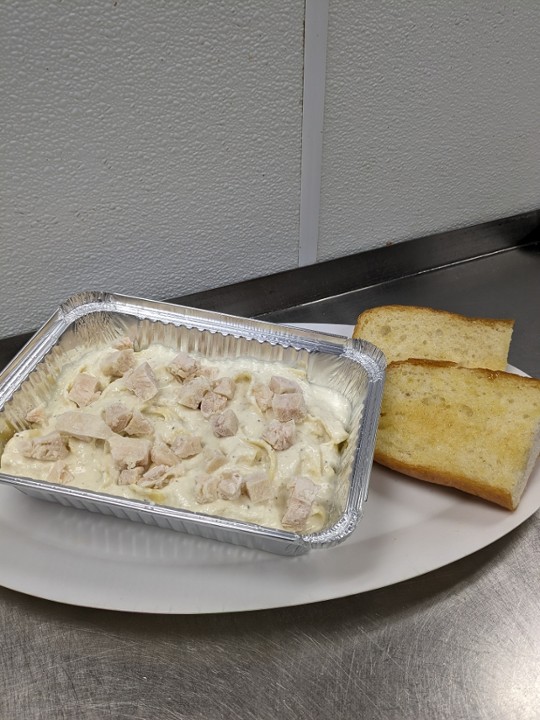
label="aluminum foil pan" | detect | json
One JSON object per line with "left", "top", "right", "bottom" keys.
{"left": 0, "top": 291, "right": 385, "bottom": 556}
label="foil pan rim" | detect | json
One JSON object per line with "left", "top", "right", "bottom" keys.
{"left": 0, "top": 290, "right": 386, "bottom": 555}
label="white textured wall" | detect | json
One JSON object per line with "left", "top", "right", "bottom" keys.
{"left": 1, "top": 1, "right": 540, "bottom": 336}
{"left": 1, "top": 1, "right": 304, "bottom": 336}
{"left": 318, "top": 0, "right": 540, "bottom": 260}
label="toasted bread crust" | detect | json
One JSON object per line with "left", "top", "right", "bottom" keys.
{"left": 353, "top": 304, "right": 514, "bottom": 371}
{"left": 388, "top": 357, "right": 540, "bottom": 386}
{"left": 374, "top": 451, "right": 515, "bottom": 509}
{"left": 354, "top": 304, "right": 515, "bottom": 334}
{"left": 375, "top": 360, "right": 540, "bottom": 511}
{"left": 352, "top": 305, "right": 540, "bottom": 510}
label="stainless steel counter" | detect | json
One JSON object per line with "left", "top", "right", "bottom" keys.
{"left": 1, "top": 215, "right": 539, "bottom": 719}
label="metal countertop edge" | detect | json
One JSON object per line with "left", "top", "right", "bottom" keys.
{"left": 174, "top": 210, "right": 540, "bottom": 316}
{"left": 0, "top": 210, "right": 538, "bottom": 369}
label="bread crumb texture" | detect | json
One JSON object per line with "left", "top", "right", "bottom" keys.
{"left": 353, "top": 305, "right": 514, "bottom": 370}
{"left": 375, "top": 360, "right": 540, "bottom": 510}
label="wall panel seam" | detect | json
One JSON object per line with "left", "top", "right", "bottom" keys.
{"left": 298, "top": 0, "right": 329, "bottom": 266}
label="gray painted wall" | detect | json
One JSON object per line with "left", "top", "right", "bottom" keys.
{"left": 1, "top": 1, "right": 539, "bottom": 336}
{"left": 318, "top": 0, "right": 540, "bottom": 259}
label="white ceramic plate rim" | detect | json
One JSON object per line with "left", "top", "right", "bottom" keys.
{"left": 0, "top": 323, "right": 538, "bottom": 614}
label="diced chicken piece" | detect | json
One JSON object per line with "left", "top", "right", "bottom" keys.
{"left": 55, "top": 411, "right": 112, "bottom": 441}
{"left": 68, "top": 373, "right": 101, "bottom": 407}
{"left": 104, "top": 403, "right": 132, "bottom": 434}
{"left": 281, "top": 499, "right": 313, "bottom": 530}
{"left": 21, "top": 432, "right": 69, "bottom": 461}
{"left": 108, "top": 435, "right": 151, "bottom": 470}
{"left": 253, "top": 383, "right": 274, "bottom": 412}
{"left": 194, "top": 475, "right": 220, "bottom": 503}
{"left": 200, "top": 391, "right": 228, "bottom": 419}
{"left": 178, "top": 376, "right": 211, "bottom": 409}
{"left": 124, "top": 410, "right": 154, "bottom": 437}
{"left": 210, "top": 409, "right": 239, "bottom": 438}
{"left": 205, "top": 449, "right": 227, "bottom": 472}
{"left": 124, "top": 362, "right": 158, "bottom": 402}
{"left": 288, "top": 475, "right": 318, "bottom": 504}
{"left": 112, "top": 336, "right": 134, "bottom": 350}
{"left": 118, "top": 467, "right": 144, "bottom": 485}
{"left": 167, "top": 351, "right": 200, "bottom": 381}
{"left": 244, "top": 472, "right": 273, "bottom": 503}
{"left": 101, "top": 349, "right": 135, "bottom": 377}
{"left": 151, "top": 441, "right": 179, "bottom": 466}
{"left": 171, "top": 434, "right": 203, "bottom": 459}
{"left": 47, "top": 461, "right": 74, "bottom": 485}
{"left": 213, "top": 377, "right": 236, "bottom": 400}
{"left": 269, "top": 375, "right": 301, "bottom": 395}
{"left": 262, "top": 420, "right": 295, "bottom": 451}
{"left": 196, "top": 365, "right": 219, "bottom": 381}
{"left": 25, "top": 406, "right": 46, "bottom": 424}
{"left": 217, "top": 471, "right": 243, "bottom": 501}
{"left": 137, "top": 464, "right": 172, "bottom": 489}
{"left": 272, "top": 392, "right": 307, "bottom": 423}
{"left": 281, "top": 476, "right": 318, "bottom": 530}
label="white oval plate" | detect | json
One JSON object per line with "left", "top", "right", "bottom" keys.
{"left": 0, "top": 323, "right": 538, "bottom": 613}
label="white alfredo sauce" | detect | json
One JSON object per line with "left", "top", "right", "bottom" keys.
{"left": 0, "top": 342, "right": 352, "bottom": 532}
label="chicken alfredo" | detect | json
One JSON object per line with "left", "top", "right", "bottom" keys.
{"left": 0, "top": 337, "right": 351, "bottom": 532}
